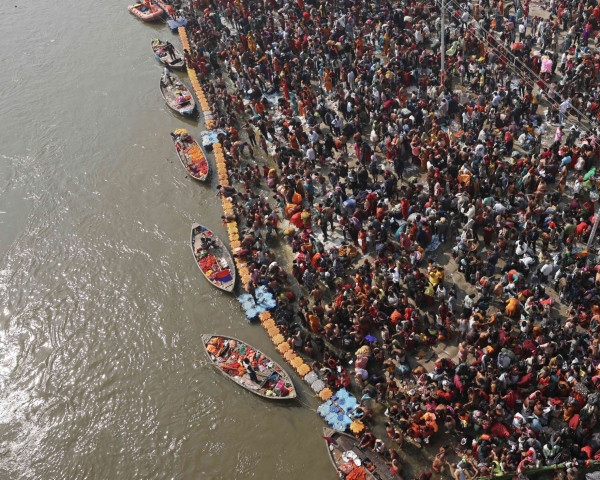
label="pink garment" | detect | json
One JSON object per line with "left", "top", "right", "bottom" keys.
{"left": 541, "top": 58, "right": 553, "bottom": 73}
{"left": 355, "top": 355, "right": 369, "bottom": 369}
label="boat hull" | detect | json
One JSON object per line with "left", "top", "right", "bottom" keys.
{"left": 190, "top": 224, "right": 235, "bottom": 292}
{"left": 172, "top": 131, "right": 209, "bottom": 181}
{"left": 202, "top": 334, "right": 296, "bottom": 400}
{"left": 127, "top": 4, "right": 163, "bottom": 21}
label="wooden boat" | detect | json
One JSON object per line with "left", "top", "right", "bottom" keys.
{"left": 127, "top": 2, "right": 163, "bottom": 21}
{"left": 160, "top": 73, "right": 196, "bottom": 117}
{"left": 152, "top": 39, "right": 186, "bottom": 70}
{"left": 201, "top": 334, "right": 296, "bottom": 400}
{"left": 191, "top": 224, "right": 236, "bottom": 292}
{"left": 323, "top": 427, "right": 397, "bottom": 480}
{"left": 171, "top": 129, "right": 209, "bottom": 181}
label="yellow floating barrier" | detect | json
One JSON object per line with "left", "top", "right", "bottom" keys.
{"left": 272, "top": 334, "right": 285, "bottom": 346}
{"left": 350, "top": 420, "right": 365, "bottom": 436}
{"left": 262, "top": 319, "right": 276, "bottom": 330}
{"left": 295, "top": 363, "right": 308, "bottom": 374}
{"left": 238, "top": 268, "right": 249, "bottom": 278}
{"left": 283, "top": 351, "right": 297, "bottom": 362}
{"left": 319, "top": 388, "right": 333, "bottom": 401}
{"left": 297, "top": 363, "right": 311, "bottom": 377}
{"left": 290, "top": 357, "right": 304, "bottom": 369}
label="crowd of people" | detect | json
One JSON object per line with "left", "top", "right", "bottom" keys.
{"left": 170, "top": 0, "right": 600, "bottom": 476}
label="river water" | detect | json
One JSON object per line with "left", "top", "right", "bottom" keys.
{"left": 0, "top": 1, "right": 332, "bottom": 478}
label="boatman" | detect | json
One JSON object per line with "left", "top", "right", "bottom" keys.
{"left": 165, "top": 41, "right": 176, "bottom": 61}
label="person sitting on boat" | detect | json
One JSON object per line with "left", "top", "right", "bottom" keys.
{"left": 357, "top": 431, "right": 376, "bottom": 449}
{"left": 170, "top": 131, "right": 191, "bottom": 150}
{"left": 199, "top": 235, "right": 216, "bottom": 251}
{"left": 186, "top": 161, "right": 199, "bottom": 176}
{"left": 162, "top": 67, "right": 173, "bottom": 84}
{"left": 362, "top": 458, "right": 376, "bottom": 473}
{"left": 241, "top": 357, "right": 259, "bottom": 383}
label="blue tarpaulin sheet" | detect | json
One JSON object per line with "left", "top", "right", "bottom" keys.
{"left": 167, "top": 18, "right": 187, "bottom": 31}
{"left": 317, "top": 388, "right": 359, "bottom": 431}
{"left": 237, "top": 286, "right": 276, "bottom": 322}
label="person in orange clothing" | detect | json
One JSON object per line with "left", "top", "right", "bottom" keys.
{"left": 323, "top": 69, "right": 332, "bottom": 93}
{"left": 308, "top": 310, "right": 320, "bottom": 333}
{"left": 298, "top": 98, "right": 306, "bottom": 117}
{"left": 289, "top": 133, "right": 299, "bottom": 150}
{"left": 505, "top": 297, "right": 520, "bottom": 317}
{"left": 401, "top": 197, "right": 410, "bottom": 220}
{"left": 282, "top": 79, "right": 290, "bottom": 101}
{"left": 254, "top": 100, "right": 265, "bottom": 116}
{"left": 358, "top": 229, "right": 368, "bottom": 254}
{"left": 355, "top": 37, "right": 364, "bottom": 56}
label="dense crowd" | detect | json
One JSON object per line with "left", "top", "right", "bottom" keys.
{"left": 170, "top": 0, "right": 600, "bottom": 476}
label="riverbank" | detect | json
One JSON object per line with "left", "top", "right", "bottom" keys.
{"left": 174, "top": 1, "right": 600, "bottom": 479}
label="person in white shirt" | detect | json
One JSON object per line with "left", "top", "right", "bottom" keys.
{"left": 520, "top": 253, "right": 535, "bottom": 270}
{"left": 491, "top": 92, "right": 502, "bottom": 109}
{"left": 515, "top": 240, "right": 529, "bottom": 256}
{"left": 518, "top": 22, "right": 526, "bottom": 40}
{"left": 492, "top": 202, "right": 506, "bottom": 215}
{"left": 462, "top": 110, "right": 471, "bottom": 129}
{"left": 387, "top": 292, "right": 398, "bottom": 307}
{"left": 475, "top": 144, "right": 485, "bottom": 158}
{"left": 347, "top": 69, "right": 355, "bottom": 90}
{"left": 392, "top": 267, "right": 401, "bottom": 285}
{"left": 539, "top": 261, "right": 553, "bottom": 281}
{"left": 461, "top": 10, "right": 469, "bottom": 26}
{"left": 415, "top": 28, "right": 423, "bottom": 44}
{"left": 559, "top": 97, "right": 572, "bottom": 125}
{"left": 465, "top": 204, "right": 476, "bottom": 220}
{"left": 436, "top": 284, "right": 447, "bottom": 301}
{"left": 478, "top": 127, "right": 487, "bottom": 143}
